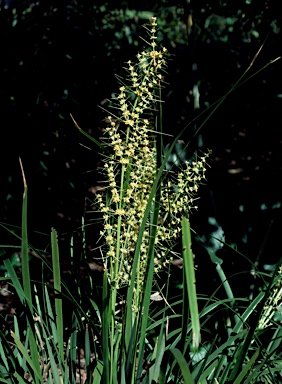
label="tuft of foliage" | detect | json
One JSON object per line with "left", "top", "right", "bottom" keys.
{"left": 1, "top": 16, "right": 282, "bottom": 384}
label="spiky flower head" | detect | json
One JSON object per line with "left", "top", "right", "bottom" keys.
{"left": 95, "top": 18, "right": 210, "bottom": 295}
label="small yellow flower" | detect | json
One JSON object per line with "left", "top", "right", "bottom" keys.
{"left": 120, "top": 158, "right": 129, "bottom": 164}
{"left": 113, "top": 195, "right": 120, "bottom": 203}
{"left": 107, "top": 250, "right": 115, "bottom": 257}
{"left": 151, "top": 17, "right": 157, "bottom": 26}
{"left": 135, "top": 89, "right": 143, "bottom": 96}
{"left": 115, "top": 209, "right": 125, "bottom": 216}
{"left": 125, "top": 119, "right": 134, "bottom": 126}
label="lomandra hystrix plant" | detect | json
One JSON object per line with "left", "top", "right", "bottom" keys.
{"left": 2, "top": 16, "right": 282, "bottom": 384}
{"left": 0, "top": 17, "right": 209, "bottom": 384}
{"left": 91, "top": 17, "right": 210, "bottom": 383}
{"left": 66, "top": 22, "right": 282, "bottom": 383}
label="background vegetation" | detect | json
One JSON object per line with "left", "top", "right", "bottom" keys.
{"left": 1, "top": 1, "right": 282, "bottom": 383}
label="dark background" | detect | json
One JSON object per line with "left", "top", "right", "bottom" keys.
{"left": 1, "top": 0, "right": 282, "bottom": 294}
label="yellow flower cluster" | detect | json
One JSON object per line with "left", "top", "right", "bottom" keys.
{"left": 156, "top": 152, "right": 211, "bottom": 259}
{"left": 96, "top": 18, "right": 210, "bottom": 290}
{"left": 258, "top": 265, "right": 282, "bottom": 329}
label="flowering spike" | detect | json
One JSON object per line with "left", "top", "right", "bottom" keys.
{"left": 95, "top": 19, "right": 211, "bottom": 294}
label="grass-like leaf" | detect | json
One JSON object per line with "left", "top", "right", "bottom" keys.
{"left": 101, "top": 269, "right": 109, "bottom": 384}
{"left": 182, "top": 217, "right": 201, "bottom": 351}
{"left": 11, "top": 330, "right": 41, "bottom": 382}
{"left": 169, "top": 348, "right": 194, "bottom": 384}
{"left": 233, "top": 347, "right": 260, "bottom": 384}
{"left": 18, "top": 159, "right": 42, "bottom": 383}
{"left": 70, "top": 114, "right": 107, "bottom": 151}
{"left": 51, "top": 228, "right": 64, "bottom": 362}
{"left": 151, "top": 333, "right": 166, "bottom": 382}
{"left": 19, "top": 158, "right": 32, "bottom": 311}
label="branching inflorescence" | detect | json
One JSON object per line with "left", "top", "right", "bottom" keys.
{"left": 95, "top": 17, "right": 210, "bottom": 292}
